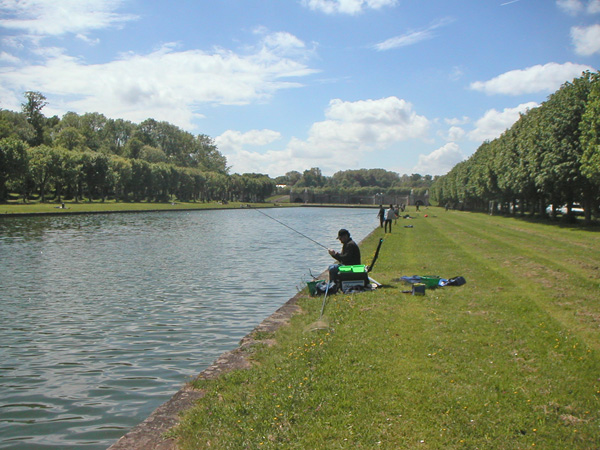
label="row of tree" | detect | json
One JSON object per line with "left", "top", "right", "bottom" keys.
{"left": 2, "top": 92, "right": 228, "bottom": 172}
{"left": 1, "top": 91, "right": 434, "bottom": 204}
{"left": 0, "top": 138, "right": 275, "bottom": 203}
{"left": 0, "top": 92, "right": 273, "bottom": 203}
{"left": 276, "top": 168, "right": 433, "bottom": 197}
{"left": 430, "top": 71, "right": 600, "bottom": 224}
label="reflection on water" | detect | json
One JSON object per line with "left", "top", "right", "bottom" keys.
{"left": 0, "top": 207, "right": 377, "bottom": 450}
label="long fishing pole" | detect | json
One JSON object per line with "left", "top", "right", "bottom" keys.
{"left": 250, "top": 207, "right": 329, "bottom": 250}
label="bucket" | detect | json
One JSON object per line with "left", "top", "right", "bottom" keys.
{"left": 420, "top": 276, "right": 441, "bottom": 288}
{"left": 307, "top": 280, "right": 325, "bottom": 296}
{"left": 412, "top": 283, "right": 426, "bottom": 295}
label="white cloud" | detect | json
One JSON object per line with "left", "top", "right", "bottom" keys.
{"left": 216, "top": 130, "right": 284, "bottom": 175}
{"left": 413, "top": 143, "right": 465, "bottom": 176}
{"left": 301, "top": 0, "right": 397, "bottom": 15}
{"left": 215, "top": 129, "right": 282, "bottom": 152}
{"left": 261, "top": 31, "right": 306, "bottom": 52}
{"left": 0, "top": 37, "right": 318, "bottom": 130}
{"left": 557, "top": 0, "right": 585, "bottom": 14}
{"left": 589, "top": 0, "right": 600, "bottom": 13}
{"left": 445, "top": 116, "right": 470, "bottom": 126}
{"left": 374, "top": 17, "right": 454, "bottom": 51}
{"left": 0, "top": 51, "right": 20, "bottom": 64}
{"left": 0, "top": 0, "right": 137, "bottom": 36}
{"left": 226, "top": 148, "right": 298, "bottom": 177}
{"left": 571, "top": 24, "right": 600, "bottom": 55}
{"left": 449, "top": 66, "right": 464, "bottom": 81}
{"left": 470, "top": 62, "right": 594, "bottom": 95}
{"left": 308, "top": 97, "right": 430, "bottom": 149}
{"left": 374, "top": 29, "right": 433, "bottom": 51}
{"left": 76, "top": 33, "right": 100, "bottom": 45}
{"left": 468, "top": 102, "right": 538, "bottom": 143}
{"left": 445, "top": 126, "right": 466, "bottom": 142}
{"left": 224, "top": 96, "right": 431, "bottom": 176}
{"left": 252, "top": 28, "right": 316, "bottom": 61}
{"left": 557, "top": 0, "right": 600, "bottom": 14}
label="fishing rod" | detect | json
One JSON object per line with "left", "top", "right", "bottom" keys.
{"left": 249, "top": 207, "right": 329, "bottom": 250}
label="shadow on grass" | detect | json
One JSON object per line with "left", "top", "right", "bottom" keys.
{"left": 485, "top": 211, "right": 600, "bottom": 232}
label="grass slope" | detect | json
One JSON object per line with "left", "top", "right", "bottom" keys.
{"left": 0, "top": 201, "right": 284, "bottom": 215}
{"left": 172, "top": 208, "right": 600, "bottom": 449}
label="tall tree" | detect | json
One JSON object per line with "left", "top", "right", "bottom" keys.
{"left": 80, "top": 112, "right": 108, "bottom": 151}
{"left": 55, "top": 127, "right": 85, "bottom": 151}
{"left": 104, "top": 118, "right": 136, "bottom": 155}
{"left": 0, "top": 109, "right": 36, "bottom": 142}
{"left": 191, "top": 134, "right": 228, "bottom": 173}
{"left": 580, "top": 73, "right": 600, "bottom": 186}
{"left": 297, "top": 167, "right": 325, "bottom": 187}
{"left": 0, "top": 138, "right": 29, "bottom": 201}
{"left": 21, "top": 91, "right": 48, "bottom": 146}
{"left": 27, "top": 145, "right": 54, "bottom": 201}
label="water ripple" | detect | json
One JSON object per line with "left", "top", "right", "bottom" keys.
{"left": 0, "top": 207, "right": 377, "bottom": 450}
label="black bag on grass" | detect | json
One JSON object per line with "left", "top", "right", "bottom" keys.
{"left": 447, "top": 276, "right": 466, "bottom": 286}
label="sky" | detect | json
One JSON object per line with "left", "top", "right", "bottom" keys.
{"left": 1, "top": 0, "right": 599, "bottom": 178}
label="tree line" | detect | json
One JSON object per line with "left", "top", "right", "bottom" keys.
{"left": 430, "top": 71, "right": 600, "bottom": 224}
{"left": 276, "top": 168, "right": 433, "bottom": 199}
{"left": 0, "top": 92, "right": 273, "bottom": 203}
{"left": 0, "top": 91, "right": 434, "bottom": 204}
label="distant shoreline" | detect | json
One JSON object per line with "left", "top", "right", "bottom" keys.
{"left": 0, "top": 201, "right": 379, "bottom": 218}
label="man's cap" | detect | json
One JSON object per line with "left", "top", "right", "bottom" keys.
{"left": 337, "top": 228, "right": 350, "bottom": 238}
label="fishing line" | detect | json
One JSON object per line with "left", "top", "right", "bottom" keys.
{"left": 250, "top": 207, "right": 329, "bottom": 250}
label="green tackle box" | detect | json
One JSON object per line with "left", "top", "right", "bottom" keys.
{"left": 337, "top": 265, "right": 369, "bottom": 290}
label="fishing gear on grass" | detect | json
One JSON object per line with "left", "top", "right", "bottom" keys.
{"left": 366, "top": 238, "right": 384, "bottom": 272}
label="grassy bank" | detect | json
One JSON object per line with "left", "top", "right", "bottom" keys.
{"left": 169, "top": 208, "right": 600, "bottom": 449}
{"left": 0, "top": 200, "right": 287, "bottom": 215}
{"left": 0, "top": 200, "right": 380, "bottom": 216}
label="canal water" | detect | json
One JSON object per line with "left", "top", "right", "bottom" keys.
{"left": 0, "top": 207, "right": 377, "bottom": 450}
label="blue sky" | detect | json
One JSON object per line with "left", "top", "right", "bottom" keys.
{"left": 1, "top": 0, "right": 599, "bottom": 177}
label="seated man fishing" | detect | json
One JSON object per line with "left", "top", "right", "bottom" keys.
{"left": 328, "top": 228, "right": 361, "bottom": 282}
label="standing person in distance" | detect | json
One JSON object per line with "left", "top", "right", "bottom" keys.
{"left": 384, "top": 204, "right": 396, "bottom": 233}
{"left": 377, "top": 204, "right": 385, "bottom": 228}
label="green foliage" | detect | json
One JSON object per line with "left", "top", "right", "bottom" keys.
{"left": 295, "top": 167, "right": 326, "bottom": 188}
{"left": 55, "top": 126, "right": 85, "bottom": 151}
{"left": 287, "top": 169, "right": 433, "bottom": 202}
{"left": 1, "top": 93, "right": 250, "bottom": 203}
{"left": 275, "top": 170, "right": 302, "bottom": 186}
{"left": 0, "top": 109, "right": 36, "bottom": 142}
{"left": 21, "top": 91, "right": 48, "bottom": 146}
{"left": 331, "top": 168, "right": 400, "bottom": 188}
{"left": 138, "top": 145, "right": 168, "bottom": 163}
{"left": 3, "top": 92, "right": 432, "bottom": 205}
{"left": 0, "top": 137, "right": 29, "bottom": 200}
{"left": 431, "top": 71, "right": 600, "bottom": 223}
{"left": 580, "top": 73, "right": 600, "bottom": 185}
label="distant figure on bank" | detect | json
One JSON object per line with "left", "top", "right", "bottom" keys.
{"left": 377, "top": 204, "right": 385, "bottom": 228}
{"left": 384, "top": 204, "right": 396, "bottom": 233}
{"left": 328, "top": 228, "right": 361, "bottom": 282}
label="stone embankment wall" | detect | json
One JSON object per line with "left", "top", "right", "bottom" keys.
{"left": 107, "top": 291, "right": 304, "bottom": 450}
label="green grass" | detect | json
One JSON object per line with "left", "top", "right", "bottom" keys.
{"left": 0, "top": 200, "right": 288, "bottom": 215}
{"left": 171, "top": 208, "right": 600, "bottom": 449}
